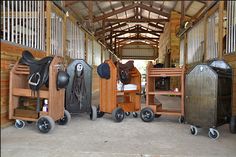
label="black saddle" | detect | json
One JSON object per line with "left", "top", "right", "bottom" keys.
{"left": 19, "top": 50, "right": 54, "bottom": 91}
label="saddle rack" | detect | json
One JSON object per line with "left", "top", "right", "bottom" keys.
{"left": 9, "top": 56, "right": 68, "bottom": 133}
{"left": 99, "top": 60, "right": 141, "bottom": 122}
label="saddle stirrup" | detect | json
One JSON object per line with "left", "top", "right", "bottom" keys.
{"left": 28, "top": 72, "right": 41, "bottom": 86}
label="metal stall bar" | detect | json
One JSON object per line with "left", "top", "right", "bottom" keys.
{"left": 55, "top": 14, "right": 58, "bottom": 55}
{"left": 19, "top": 1, "right": 22, "bottom": 44}
{"left": 226, "top": 1, "right": 229, "bottom": 54}
{"left": 11, "top": 1, "right": 14, "bottom": 42}
{"left": 35, "top": 1, "right": 37, "bottom": 49}
{"left": 3, "top": 1, "right": 6, "bottom": 40}
{"left": 7, "top": 1, "right": 10, "bottom": 41}
{"left": 26, "top": 1, "right": 29, "bottom": 47}
{"left": 23, "top": 1, "right": 25, "bottom": 45}
{"left": 228, "top": 1, "right": 232, "bottom": 53}
{"left": 36, "top": 1, "right": 39, "bottom": 49}
{"left": 39, "top": 1, "right": 41, "bottom": 50}
{"left": 50, "top": 13, "right": 53, "bottom": 54}
{"left": 71, "top": 21, "right": 74, "bottom": 58}
{"left": 32, "top": 1, "right": 35, "bottom": 48}
{"left": 15, "top": 1, "right": 18, "bottom": 43}
{"left": 29, "top": 0, "right": 32, "bottom": 47}
{"left": 58, "top": 17, "right": 61, "bottom": 55}
{"left": 233, "top": 1, "right": 236, "bottom": 52}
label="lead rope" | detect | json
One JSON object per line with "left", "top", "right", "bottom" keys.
{"left": 69, "top": 69, "right": 87, "bottom": 108}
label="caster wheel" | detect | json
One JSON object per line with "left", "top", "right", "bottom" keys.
{"left": 208, "top": 128, "right": 219, "bottom": 140}
{"left": 15, "top": 120, "right": 25, "bottom": 129}
{"left": 190, "top": 125, "right": 198, "bottom": 136}
{"left": 97, "top": 105, "right": 105, "bottom": 118}
{"left": 58, "top": 110, "right": 71, "bottom": 125}
{"left": 37, "top": 116, "right": 55, "bottom": 133}
{"left": 132, "top": 112, "right": 138, "bottom": 118}
{"left": 178, "top": 116, "right": 185, "bottom": 123}
{"left": 125, "top": 112, "right": 130, "bottom": 116}
{"left": 112, "top": 107, "right": 124, "bottom": 122}
{"left": 140, "top": 107, "right": 154, "bottom": 122}
{"left": 90, "top": 105, "right": 97, "bottom": 121}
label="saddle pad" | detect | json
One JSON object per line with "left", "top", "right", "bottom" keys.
{"left": 117, "top": 83, "right": 137, "bottom": 91}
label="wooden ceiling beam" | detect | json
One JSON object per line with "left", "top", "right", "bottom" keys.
{"left": 148, "top": 22, "right": 164, "bottom": 30}
{"left": 105, "top": 18, "right": 169, "bottom": 23}
{"left": 95, "top": 23, "right": 127, "bottom": 36}
{"left": 65, "top": 1, "right": 78, "bottom": 7}
{"left": 93, "top": 4, "right": 138, "bottom": 22}
{"left": 105, "top": 26, "right": 138, "bottom": 40}
{"left": 112, "top": 29, "right": 162, "bottom": 34}
{"left": 140, "top": 25, "right": 161, "bottom": 32}
{"left": 117, "top": 37, "right": 159, "bottom": 40}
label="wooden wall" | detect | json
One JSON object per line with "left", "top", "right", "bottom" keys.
{"left": 159, "top": 22, "right": 170, "bottom": 64}
{"left": 1, "top": 41, "right": 46, "bottom": 127}
{"left": 158, "top": 11, "right": 181, "bottom": 65}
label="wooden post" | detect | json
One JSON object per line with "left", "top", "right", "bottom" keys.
{"left": 180, "top": 1, "right": 185, "bottom": 25}
{"left": 63, "top": 12, "right": 67, "bottom": 58}
{"left": 218, "top": 1, "right": 224, "bottom": 59}
{"left": 102, "top": 20, "right": 105, "bottom": 44}
{"left": 85, "top": 33, "right": 88, "bottom": 62}
{"left": 88, "top": 1, "right": 93, "bottom": 30}
{"left": 46, "top": 1, "right": 52, "bottom": 56}
{"left": 184, "top": 33, "right": 187, "bottom": 66}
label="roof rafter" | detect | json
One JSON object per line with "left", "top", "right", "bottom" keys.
{"left": 105, "top": 18, "right": 169, "bottom": 23}
{"left": 93, "top": 3, "right": 170, "bottom": 22}
{"left": 93, "top": 4, "right": 138, "bottom": 22}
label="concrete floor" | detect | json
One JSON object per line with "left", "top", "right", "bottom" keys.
{"left": 1, "top": 95, "right": 236, "bottom": 157}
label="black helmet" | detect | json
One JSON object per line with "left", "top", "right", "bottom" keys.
{"left": 57, "top": 70, "right": 70, "bottom": 90}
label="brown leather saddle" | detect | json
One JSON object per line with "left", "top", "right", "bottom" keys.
{"left": 117, "top": 60, "right": 134, "bottom": 85}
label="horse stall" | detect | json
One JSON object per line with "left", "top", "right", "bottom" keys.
{"left": 98, "top": 60, "right": 141, "bottom": 122}
{"left": 65, "top": 59, "right": 97, "bottom": 120}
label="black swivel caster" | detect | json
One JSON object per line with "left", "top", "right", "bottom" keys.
{"left": 140, "top": 107, "right": 154, "bottom": 122}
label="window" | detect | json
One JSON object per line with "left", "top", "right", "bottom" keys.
{"left": 226, "top": 1, "right": 236, "bottom": 54}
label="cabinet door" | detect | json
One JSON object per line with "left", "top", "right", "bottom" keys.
{"left": 185, "top": 65, "right": 217, "bottom": 127}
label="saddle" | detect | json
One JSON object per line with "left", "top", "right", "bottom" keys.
{"left": 19, "top": 50, "right": 54, "bottom": 112}
{"left": 19, "top": 50, "right": 54, "bottom": 91}
{"left": 117, "top": 60, "right": 134, "bottom": 85}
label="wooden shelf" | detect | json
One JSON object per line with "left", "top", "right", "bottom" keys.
{"left": 12, "top": 88, "right": 49, "bottom": 98}
{"left": 148, "top": 91, "right": 182, "bottom": 96}
{"left": 12, "top": 116, "right": 38, "bottom": 122}
{"left": 116, "top": 89, "right": 139, "bottom": 93}
{"left": 155, "top": 109, "right": 181, "bottom": 116}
